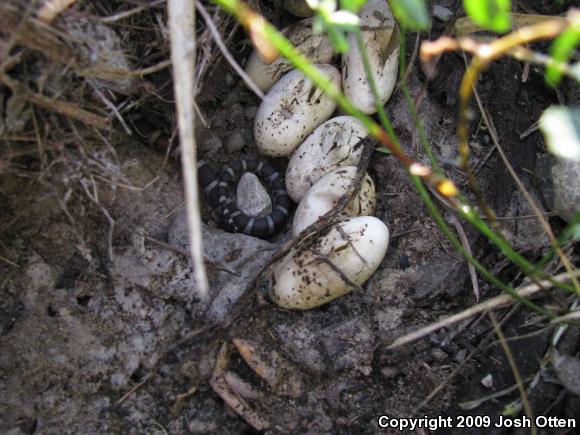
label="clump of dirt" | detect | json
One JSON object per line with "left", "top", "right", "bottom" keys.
{"left": 1, "top": 0, "right": 579, "bottom": 433}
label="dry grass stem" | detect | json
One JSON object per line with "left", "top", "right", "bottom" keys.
{"left": 414, "top": 305, "right": 521, "bottom": 412}
{"left": 489, "top": 312, "right": 537, "bottom": 434}
{"left": 471, "top": 86, "right": 579, "bottom": 295}
{"left": 99, "top": 0, "right": 166, "bottom": 23}
{"left": 168, "top": 0, "right": 209, "bottom": 300}
{"left": 196, "top": 1, "right": 264, "bottom": 100}
{"left": 37, "top": 0, "right": 77, "bottom": 23}
{"left": 387, "top": 270, "right": 580, "bottom": 349}
{"left": 449, "top": 214, "right": 480, "bottom": 301}
{"left": 0, "top": 72, "right": 109, "bottom": 129}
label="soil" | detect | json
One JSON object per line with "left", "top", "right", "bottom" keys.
{"left": 1, "top": 0, "right": 579, "bottom": 434}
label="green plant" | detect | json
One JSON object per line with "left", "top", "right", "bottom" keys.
{"left": 212, "top": 0, "right": 580, "bottom": 313}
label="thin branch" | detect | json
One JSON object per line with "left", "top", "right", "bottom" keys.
{"left": 196, "top": 1, "right": 264, "bottom": 100}
{"left": 448, "top": 214, "right": 480, "bottom": 301}
{"left": 386, "top": 270, "right": 580, "bottom": 349}
{"left": 36, "top": 0, "right": 77, "bottom": 23}
{"left": 489, "top": 312, "right": 537, "bottom": 435}
{"left": 99, "top": 0, "right": 166, "bottom": 23}
{"left": 0, "top": 72, "right": 109, "bottom": 130}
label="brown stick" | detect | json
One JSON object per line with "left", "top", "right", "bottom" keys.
{"left": 0, "top": 72, "right": 109, "bottom": 130}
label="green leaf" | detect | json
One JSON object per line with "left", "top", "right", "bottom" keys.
{"left": 539, "top": 106, "right": 580, "bottom": 162}
{"left": 546, "top": 25, "right": 580, "bottom": 86}
{"left": 375, "top": 147, "right": 392, "bottom": 155}
{"left": 339, "top": 0, "right": 366, "bottom": 13}
{"left": 463, "top": 0, "right": 511, "bottom": 33}
{"left": 388, "top": 0, "right": 431, "bottom": 31}
{"left": 326, "top": 22, "right": 351, "bottom": 53}
{"left": 569, "top": 219, "right": 580, "bottom": 242}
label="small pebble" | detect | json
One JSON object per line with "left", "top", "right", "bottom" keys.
{"left": 236, "top": 172, "right": 272, "bottom": 217}
{"left": 431, "top": 348, "right": 447, "bottom": 362}
{"left": 536, "top": 155, "right": 580, "bottom": 222}
{"left": 199, "top": 131, "right": 223, "bottom": 155}
{"left": 481, "top": 373, "right": 493, "bottom": 388}
{"left": 225, "top": 130, "right": 246, "bottom": 153}
{"left": 381, "top": 367, "right": 401, "bottom": 379}
{"left": 454, "top": 348, "right": 467, "bottom": 362}
{"left": 433, "top": 5, "right": 454, "bottom": 22}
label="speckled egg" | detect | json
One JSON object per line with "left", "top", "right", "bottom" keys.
{"left": 286, "top": 116, "right": 368, "bottom": 202}
{"left": 245, "top": 18, "right": 334, "bottom": 92}
{"left": 254, "top": 65, "right": 341, "bottom": 157}
{"left": 292, "top": 166, "right": 376, "bottom": 236}
{"left": 270, "top": 216, "right": 389, "bottom": 310}
{"left": 342, "top": 0, "right": 399, "bottom": 114}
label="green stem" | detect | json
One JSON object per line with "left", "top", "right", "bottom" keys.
{"left": 398, "top": 28, "right": 440, "bottom": 171}
{"left": 411, "top": 175, "right": 552, "bottom": 316}
{"left": 398, "top": 30, "right": 575, "bottom": 295}
{"left": 353, "top": 28, "right": 398, "bottom": 145}
{"left": 211, "top": 0, "right": 570, "bottom": 310}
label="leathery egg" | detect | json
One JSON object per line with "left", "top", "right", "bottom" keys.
{"left": 285, "top": 116, "right": 369, "bottom": 202}
{"left": 292, "top": 166, "right": 376, "bottom": 236}
{"left": 342, "top": 0, "right": 400, "bottom": 115}
{"left": 254, "top": 65, "right": 341, "bottom": 157}
{"left": 245, "top": 18, "right": 334, "bottom": 92}
{"left": 270, "top": 216, "right": 389, "bottom": 310}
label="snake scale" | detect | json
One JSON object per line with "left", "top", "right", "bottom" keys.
{"left": 128, "top": 113, "right": 292, "bottom": 238}
{"left": 198, "top": 159, "right": 292, "bottom": 238}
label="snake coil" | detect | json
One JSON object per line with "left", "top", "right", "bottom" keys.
{"left": 198, "top": 159, "right": 292, "bottom": 238}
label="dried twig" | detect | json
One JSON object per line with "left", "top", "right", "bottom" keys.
{"left": 196, "top": 1, "right": 264, "bottom": 100}
{"left": 414, "top": 304, "right": 521, "bottom": 412}
{"left": 0, "top": 72, "right": 109, "bottom": 130}
{"left": 448, "top": 214, "right": 480, "bottom": 301}
{"left": 210, "top": 343, "right": 271, "bottom": 431}
{"left": 142, "top": 232, "right": 240, "bottom": 276}
{"left": 99, "top": 0, "right": 166, "bottom": 23}
{"left": 168, "top": 0, "right": 209, "bottom": 299}
{"left": 387, "top": 270, "right": 580, "bottom": 349}
{"left": 489, "top": 312, "right": 537, "bottom": 434}
{"left": 36, "top": 0, "right": 77, "bottom": 23}
{"left": 313, "top": 253, "right": 365, "bottom": 293}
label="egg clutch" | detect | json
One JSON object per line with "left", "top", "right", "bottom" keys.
{"left": 244, "top": 0, "right": 399, "bottom": 309}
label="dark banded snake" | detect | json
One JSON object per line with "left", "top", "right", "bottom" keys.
{"left": 198, "top": 159, "right": 293, "bottom": 238}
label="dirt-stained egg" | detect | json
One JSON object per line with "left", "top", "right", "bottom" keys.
{"left": 270, "top": 216, "right": 389, "bottom": 310}
{"left": 245, "top": 18, "right": 333, "bottom": 92}
{"left": 255, "top": 65, "right": 340, "bottom": 157}
{"left": 292, "top": 166, "right": 376, "bottom": 236}
{"left": 286, "top": 116, "right": 368, "bottom": 202}
{"left": 342, "top": 0, "right": 399, "bottom": 114}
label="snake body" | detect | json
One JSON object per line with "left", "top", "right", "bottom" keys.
{"left": 198, "top": 159, "right": 292, "bottom": 238}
